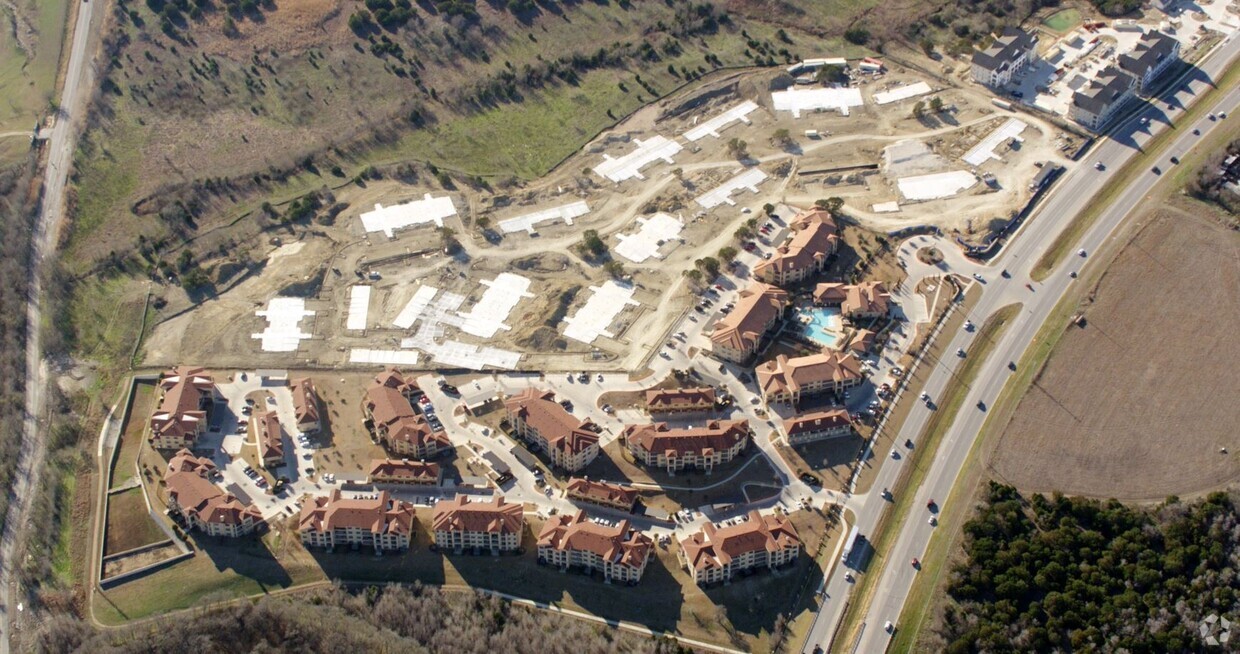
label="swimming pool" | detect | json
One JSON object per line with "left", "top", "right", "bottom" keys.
{"left": 797, "top": 307, "right": 842, "bottom": 348}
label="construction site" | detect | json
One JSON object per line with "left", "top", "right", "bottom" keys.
{"left": 140, "top": 59, "right": 1075, "bottom": 374}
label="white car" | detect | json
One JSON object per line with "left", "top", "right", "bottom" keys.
{"left": 919, "top": 392, "right": 930, "bottom": 401}
{"left": 1077, "top": 248, "right": 1087, "bottom": 257}
{"left": 885, "top": 621, "right": 896, "bottom": 634}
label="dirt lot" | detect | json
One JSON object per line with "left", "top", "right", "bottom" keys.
{"left": 992, "top": 207, "right": 1240, "bottom": 500}
{"left": 104, "top": 488, "right": 167, "bottom": 556}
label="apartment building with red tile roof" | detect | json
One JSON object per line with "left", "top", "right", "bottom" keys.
{"left": 298, "top": 489, "right": 416, "bottom": 553}
{"left": 363, "top": 370, "right": 451, "bottom": 460}
{"left": 783, "top": 408, "right": 854, "bottom": 445}
{"left": 149, "top": 366, "right": 219, "bottom": 450}
{"left": 165, "top": 448, "right": 217, "bottom": 480}
{"left": 679, "top": 510, "right": 801, "bottom": 585}
{"left": 622, "top": 419, "right": 750, "bottom": 475}
{"left": 289, "top": 377, "right": 321, "bottom": 433}
{"left": 368, "top": 458, "right": 442, "bottom": 486}
{"left": 645, "top": 387, "right": 716, "bottom": 417}
{"left": 504, "top": 388, "right": 600, "bottom": 472}
{"left": 165, "top": 462, "right": 263, "bottom": 538}
{"left": 255, "top": 409, "right": 284, "bottom": 470}
{"left": 846, "top": 328, "right": 877, "bottom": 355}
{"left": 566, "top": 477, "right": 639, "bottom": 513}
{"left": 753, "top": 210, "right": 839, "bottom": 286}
{"left": 756, "top": 350, "right": 865, "bottom": 405}
{"left": 814, "top": 281, "right": 892, "bottom": 320}
{"left": 537, "top": 510, "right": 653, "bottom": 584}
{"left": 708, "top": 283, "right": 788, "bottom": 363}
{"left": 431, "top": 495, "right": 524, "bottom": 554}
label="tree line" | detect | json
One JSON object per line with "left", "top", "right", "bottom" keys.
{"left": 935, "top": 482, "right": 1240, "bottom": 653}
{"left": 31, "top": 583, "right": 694, "bottom": 653}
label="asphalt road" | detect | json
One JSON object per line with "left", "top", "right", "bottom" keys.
{"left": 0, "top": 0, "right": 101, "bottom": 649}
{"left": 805, "top": 34, "right": 1240, "bottom": 654}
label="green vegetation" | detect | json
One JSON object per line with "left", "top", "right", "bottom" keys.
{"left": 0, "top": 0, "right": 70, "bottom": 161}
{"left": 1089, "top": 0, "right": 1141, "bottom": 17}
{"left": 939, "top": 484, "right": 1238, "bottom": 652}
{"left": 1041, "top": 8, "right": 1082, "bottom": 33}
{"left": 578, "top": 229, "right": 607, "bottom": 258}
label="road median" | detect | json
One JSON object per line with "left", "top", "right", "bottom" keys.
{"left": 831, "top": 302, "right": 1020, "bottom": 652}
{"left": 1031, "top": 60, "right": 1240, "bottom": 281}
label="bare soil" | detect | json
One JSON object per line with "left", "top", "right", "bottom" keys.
{"left": 992, "top": 207, "right": 1240, "bottom": 500}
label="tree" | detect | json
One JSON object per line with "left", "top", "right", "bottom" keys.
{"left": 844, "top": 27, "right": 870, "bottom": 45}
{"left": 930, "top": 96, "right": 944, "bottom": 113}
{"left": 814, "top": 197, "right": 844, "bottom": 212}
{"left": 763, "top": 203, "right": 776, "bottom": 216}
{"left": 912, "top": 100, "right": 926, "bottom": 118}
{"left": 717, "top": 246, "right": 738, "bottom": 262}
{"left": 579, "top": 229, "right": 606, "bottom": 257}
{"left": 816, "top": 64, "right": 845, "bottom": 85}
{"left": 726, "top": 137, "right": 748, "bottom": 161}
{"left": 920, "top": 38, "right": 935, "bottom": 57}
{"left": 603, "top": 260, "right": 625, "bottom": 278}
{"left": 695, "top": 256, "right": 720, "bottom": 278}
{"left": 684, "top": 269, "right": 703, "bottom": 283}
{"left": 438, "top": 226, "right": 459, "bottom": 253}
{"left": 771, "top": 128, "right": 793, "bottom": 148}
{"left": 475, "top": 215, "right": 490, "bottom": 230}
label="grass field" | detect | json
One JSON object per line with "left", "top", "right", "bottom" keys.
{"left": 103, "top": 487, "right": 166, "bottom": 556}
{"left": 0, "top": 0, "right": 70, "bottom": 162}
{"left": 110, "top": 382, "right": 156, "bottom": 489}
{"left": 94, "top": 526, "right": 327, "bottom": 624}
{"left": 1041, "top": 8, "right": 1081, "bottom": 33}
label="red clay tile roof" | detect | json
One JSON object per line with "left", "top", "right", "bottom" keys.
{"left": 783, "top": 408, "right": 853, "bottom": 438}
{"left": 368, "top": 458, "right": 441, "bottom": 484}
{"left": 386, "top": 414, "right": 452, "bottom": 451}
{"left": 290, "top": 378, "right": 320, "bottom": 426}
{"left": 623, "top": 419, "right": 749, "bottom": 458}
{"left": 566, "top": 477, "right": 638, "bottom": 508}
{"left": 709, "top": 283, "right": 788, "bottom": 351}
{"left": 365, "top": 385, "right": 417, "bottom": 427}
{"left": 256, "top": 410, "right": 283, "bottom": 461}
{"left": 756, "top": 350, "right": 864, "bottom": 397}
{"left": 681, "top": 510, "right": 800, "bottom": 571}
{"left": 814, "top": 281, "right": 890, "bottom": 316}
{"left": 166, "top": 469, "right": 262, "bottom": 527}
{"left": 165, "top": 448, "right": 216, "bottom": 480}
{"left": 150, "top": 366, "right": 215, "bottom": 445}
{"left": 753, "top": 212, "right": 838, "bottom": 279}
{"left": 298, "top": 489, "right": 416, "bottom": 537}
{"left": 537, "top": 510, "right": 652, "bottom": 568}
{"left": 504, "top": 388, "right": 600, "bottom": 458}
{"left": 432, "top": 495, "right": 524, "bottom": 535}
{"left": 646, "top": 387, "right": 716, "bottom": 411}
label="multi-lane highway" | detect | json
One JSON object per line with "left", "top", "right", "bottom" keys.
{"left": 804, "top": 33, "right": 1240, "bottom": 654}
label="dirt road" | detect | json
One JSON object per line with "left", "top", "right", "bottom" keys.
{"left": 0, "top": 0, "right": 102, "bottom": 648}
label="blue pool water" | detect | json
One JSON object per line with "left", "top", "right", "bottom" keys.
{"left": 797, "top": 307, "right": 842, "bottom": 347}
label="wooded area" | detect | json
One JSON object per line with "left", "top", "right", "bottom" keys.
{"left": 936, "top": 482, "right": 1240, "bottom": 653}
{"left": 32, "top": 583, "right": 696, "bottom": 653}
